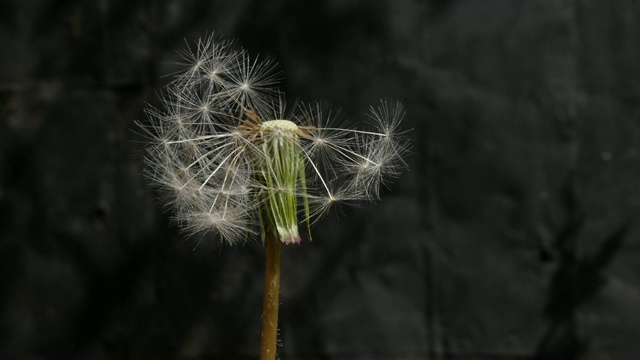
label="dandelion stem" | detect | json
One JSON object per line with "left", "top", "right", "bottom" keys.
{"left": 260, "top": 228, "right": 281, "bottom": 360}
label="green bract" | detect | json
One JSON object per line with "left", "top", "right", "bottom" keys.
{"left": 258, "top": 120, "right": 310, "bottom": 244}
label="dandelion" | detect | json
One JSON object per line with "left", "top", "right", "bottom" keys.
{"left": 139, "top": 34, "right": 408, "bottom": 360}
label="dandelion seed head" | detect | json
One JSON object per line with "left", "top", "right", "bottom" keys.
{"left": 140, "top": 34, "right": 408, "bottom": 245}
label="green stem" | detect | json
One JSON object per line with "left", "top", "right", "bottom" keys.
{"left": 260, "top": 229, "right": 281, "bottom": 360}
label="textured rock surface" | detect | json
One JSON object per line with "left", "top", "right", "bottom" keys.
{"left": 2, "top": 0, "right": 640, "bottom": 359}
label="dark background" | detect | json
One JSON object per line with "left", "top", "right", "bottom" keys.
{"left": 2, "top": 0, "right": 640, "bottom": 359}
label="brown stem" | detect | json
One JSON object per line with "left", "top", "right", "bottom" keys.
{"left": 260, "top": 230, "right": 281, "bottom": 360}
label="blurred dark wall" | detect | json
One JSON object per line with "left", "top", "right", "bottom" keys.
{"left": 2, "top": 1, "right": 640, "bottom": 359}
